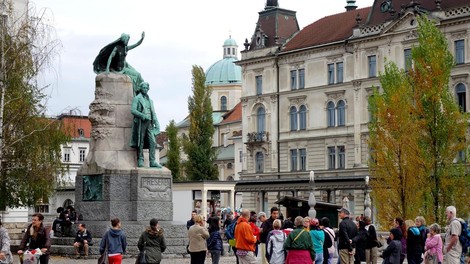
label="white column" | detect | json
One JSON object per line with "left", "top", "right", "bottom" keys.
{"left": 201, "top": 187, "right": 208, "bottom": 220}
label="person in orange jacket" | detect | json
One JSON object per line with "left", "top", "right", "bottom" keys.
{"left": 235, "top": 209, "right": 258, "bottom": 264}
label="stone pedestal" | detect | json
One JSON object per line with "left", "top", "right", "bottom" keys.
{"left": 75, "top": 73, "right": 176, "bottom": 239}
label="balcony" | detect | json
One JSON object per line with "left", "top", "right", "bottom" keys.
{"left": 245, "top": 131, "right": 270, "bottom": 155}
{"left": 246, "top": 131, "right": 269, "bottom": 143}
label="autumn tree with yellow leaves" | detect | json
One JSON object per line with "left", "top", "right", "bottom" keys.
{"left": 369, "top": 17, "right": 470, "bottom": 226}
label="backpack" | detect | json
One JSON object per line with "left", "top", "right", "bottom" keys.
{"left": 456, "top": 219, "right": 470, "bottom": 254}
{"left": 225, "top": 220, "right": 237, "bottom": 240}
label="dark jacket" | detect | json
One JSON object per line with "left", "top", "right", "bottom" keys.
{"left": 338, "top": 217, "right": 357, "bottom": 251}
{"left": 260, "top": 217, "right": 275, "bottom": 243}
{"left": 207, "top": 230, "right": 223, "bottom": 251}
{"left": 19, "top": 224, "right": 51, "bottom": 254}
{"left": 406, "top": 227, "right": 424, "bottom": 254}
{"left": 138, "top": 227, "right": 166, "bottom": 264}
{"left": 382, "top": 240, "right": 402, "bottom": 264}
{"left": 366, "top": 225, "right": 379, "bottom": 249}
{"left": 353, "top": 227, "right": 367, "bottom": 263}
{"left": 99, "top": 228, "right": 127, "bottom": 255}
{"left": 186, "top": 219, "right": 195, "bottom": 230}
{"left": 74, "top": 229, "right": 92, "bottom": 245}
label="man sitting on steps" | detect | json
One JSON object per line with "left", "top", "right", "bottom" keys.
{"left": 73, "top": 223, "right": 92, "bottom": 259}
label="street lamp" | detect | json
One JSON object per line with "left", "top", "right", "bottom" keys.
{"left": 364, "top": 176, "right": 372, "bottom": 219}
{"left": 308, "top": 170, "right": 316, "bottom": 218}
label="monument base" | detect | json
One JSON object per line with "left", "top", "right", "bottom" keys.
{"left": 75, "top": 168, "right": 173, "bottom": 237}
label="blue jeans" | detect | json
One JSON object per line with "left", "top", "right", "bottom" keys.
{"left": 210, "top": 250, "right": 221, "bottom": 264}
{"left": 316, "top": 252, "right": 324, "bottom": 264}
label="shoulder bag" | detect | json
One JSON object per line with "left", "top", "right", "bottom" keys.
{"left": 136, "top": 241, "right": 146, "bottom": 264}
{"left": 98, "top": 232, "right": 109, "bottom": 264}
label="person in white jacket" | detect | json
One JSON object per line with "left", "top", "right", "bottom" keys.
{"left": 266, "top": 219, "right": 286, "bottom": 264}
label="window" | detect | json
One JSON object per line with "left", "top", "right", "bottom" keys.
{"left": 78, "top": 128, "right": 84, "bottom": 137}
{"left": 368, "top": 55, "right": 377, "bottom": 77}
{"left": 455, "top": 40, "right": 465, "bottom": 65}
{"left": 327, "top": 64, "right": 335, "bottom": 85}
{"left": 79, "top": 148, "right": 86, "bottom": 162}
{"left": 290, "top": 106, "right": 298, "bottom": 131}
{"left": 290, "top": 148, "right": 307, "bottom": 171}
{"left": 220, "top": 96, "right": 227, "bottom": 111}
{"left": 404, "top": 48, "right": 412, "bottom": 72}
{"left": 299, "top": 105, "right": 307, "bottom": 130}
{"left": 239, "top": 150, "right": 243, "bottom": 163}
{"left": 328, "top": 146, "right": 346, "bottom": 169}
{"left": 63, "top": 148, "right": 71, "bottom": 162}
{"left": 256, "top": 75, "right": 263, "bottom": 95}
{"left": 338, "top": 146, "right": 345, "bottom": 169}
{"left": 227, "top": 163, "right": 233, "bottom": 169}
{"left": 327, "top": 101, "right": 335, "bottom": 127}
{"left": 328, "top": 63, "right": 344, "bottom": 84}
{"left": 328, "top": 147, "right": 336, "bottom": 169}
{"left": 291, "top": 69, "right": 305, "bottom": 90}
{"left": 290, "top": 70, "right": 297, "bottom": 90}
{"left": 336, "top": 62, "right": 343, "bottom": 83}
{"left": 257, "top": 107, "right": 265, "bottom": 135}
{"left": 337, "top": 100, "right": 346, "bottom": 126}
{"left": 299, "top": 69, "right": 305, "bottom": 89}
{"left": 255, "top": 152, "right": 264, "bottom": 173}
{"left": 299, "top": 148, "right": 307, "bottom": 171}
{"left": 290, "top": 149, "right": 298, "bottom": 171}
{"left": 456, "top": 83, "right": 466, "bottom": 112}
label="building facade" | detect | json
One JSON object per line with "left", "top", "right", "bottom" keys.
{"left": 237, "top": 0, "right": 470, "bottom": 220}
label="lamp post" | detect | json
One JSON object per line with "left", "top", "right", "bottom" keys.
{"left": 308, "top": 170, "right": 316, "bottom": 218}
{"left": 364, "top": 176, "right": 372, "bottom": 219}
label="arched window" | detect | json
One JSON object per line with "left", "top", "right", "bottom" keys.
{"left": 290, "top": 106, "right": 298, "bottom": 131}
{"left": 220, "top": 96, "right": 227, "bottom": 111}
{"left": 337, "top": 100, "right": 346, "bottom": 126}
{"left": 327, "top": 101, "right": 335, "bottom": 127}
{"left": 456, "top": 83, "right": 466, "bottom": 112}
{"left": 299, "top": 105, "right": 307, "bottom": 130}
{"left": 255, "top": 152, "right": 264, "bottom": 173}
{"left": 257, "top": 107, "right": 265, "bottom": 134}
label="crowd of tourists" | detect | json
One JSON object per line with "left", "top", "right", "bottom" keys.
{"left": 0, "top": 204, "right": 468, "bottom": 264}
{"left": 184, "top": 205, "right": 468, "bottom": 264}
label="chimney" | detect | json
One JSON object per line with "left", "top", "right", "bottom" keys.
{"left": 345, "top": 0, "right": 358, "bottom": 11}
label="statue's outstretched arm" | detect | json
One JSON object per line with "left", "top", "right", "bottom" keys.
{"left": 128, "top": 31, "right": 145, "bottom": 50}
{"left": 106, "top": 47, "right": 118, "bottom": 72}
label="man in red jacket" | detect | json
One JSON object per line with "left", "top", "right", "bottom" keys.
{"left": 235, "top": 209, "right": 257, "bottom": 264}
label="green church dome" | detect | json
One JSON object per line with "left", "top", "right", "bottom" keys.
{"left": 205, "top": 36, "right": 241, "bottom": 85}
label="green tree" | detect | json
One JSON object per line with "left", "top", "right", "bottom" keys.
{"left": 165, "top": 119, "right": 183, "bottom": 181}
{"left": 0, "top": 4, "right": 70, "bottom": 209}
{"left": 410, "top": 17, "right": 469, "bottom": 223}
{"left": 182, "top": 65, "right": 218, "bottom": 181}
{"left": 369, "top": 16, "right": 470, "bottom": 225}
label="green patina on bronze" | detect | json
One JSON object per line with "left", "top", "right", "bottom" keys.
{"left": 83, "top": 175, "right": 103, "bottom": 201}
{"left": 130, "top": 82, "right": 161, "bottom": 168}
{"left": 93, "top": 32, "right": 145, "bottom": 95}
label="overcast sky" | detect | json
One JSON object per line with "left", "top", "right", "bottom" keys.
{"left": 33, "top": 0, "right": 373, "bottom": 128}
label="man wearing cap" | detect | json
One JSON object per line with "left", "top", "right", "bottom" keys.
{"left": 338, "top": 207, "right": 357, "bottom": 264}
{"left": 260, "top": 207, "right": 279, "bottom": 264}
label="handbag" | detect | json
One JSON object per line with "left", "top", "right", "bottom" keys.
{"left": 136, "top": 242, "right": 146, "bottom": 264}
{"left": 98, "top": 233, "right": 109, "bottom": 264}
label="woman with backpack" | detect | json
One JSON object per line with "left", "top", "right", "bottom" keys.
{"left": 266, "top": 219, "right": 286, "bottom": 264}
{"left": 320, "top": 217, "right": 335, "bottom": 264}
{"left": 364, "top": 216, "right": 379, "bottom": 264}
{"left": 207, "top": 217, "right": 223, "bottom": 264}
{"left": 137, "top": 218, "right": 166, "bottom": 264}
